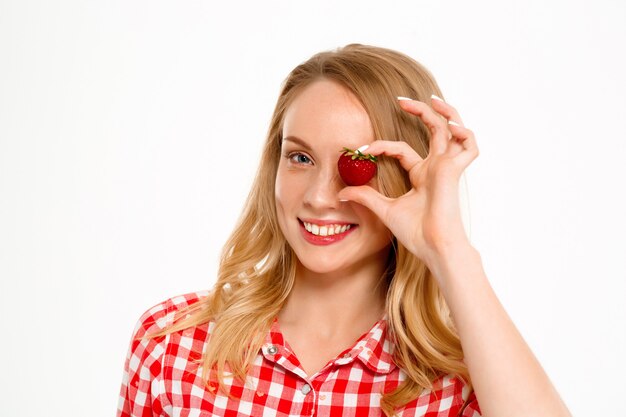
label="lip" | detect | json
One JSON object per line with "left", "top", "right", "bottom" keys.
{"left": 298, "top": 219, "right": 357, "bottom": 246}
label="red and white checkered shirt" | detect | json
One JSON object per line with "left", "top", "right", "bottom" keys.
{"left": 117, "top": 291, "right": 481, "bottom": 417}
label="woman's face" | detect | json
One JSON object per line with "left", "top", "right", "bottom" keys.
{"left": 275, "top": 79, "right": 392, "bottom": 277}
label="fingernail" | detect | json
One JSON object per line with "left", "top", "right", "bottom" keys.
{"left": 431, "top": 94, "right": 445, "bottom": 102}
{"left": 448, "top": 120, "right": 460, "bottom": 127}
{"left": 397, "top": 96, "right": 414, "bottom": 101}
{"left": 339, "top": 199, "right": 349, "bottom": 202}
{"left": 356, "top": 144, "right": 369, "bottom": 153}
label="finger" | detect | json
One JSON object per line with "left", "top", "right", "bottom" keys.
{"left": 357, "top": 140, "right": 423, "bottom": 173}
{"left": 337, "top": 185, "right": 392, "bottom": 221}
{"left": 447, "top": 122, "right": 479, "bottom": 166}
{"left": 396, "top": 98, "right": 449, "bottom": 155}
{"left": 430, "top": 95, "right": 464, "bottom": 126}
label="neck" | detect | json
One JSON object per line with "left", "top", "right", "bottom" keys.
{"left": 279, "top": 257, "right": 389, "bottom": 338}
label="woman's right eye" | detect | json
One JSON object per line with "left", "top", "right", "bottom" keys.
{"left": 287, "top": 152, "right": 313, "bottom": 165}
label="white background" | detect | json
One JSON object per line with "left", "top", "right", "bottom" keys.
{"left": 1, "top": 1, "right": 625, "bottom": 416}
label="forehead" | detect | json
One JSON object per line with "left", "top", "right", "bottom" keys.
{"left": 282, "top": 80, "right": 374, "bottom": 150}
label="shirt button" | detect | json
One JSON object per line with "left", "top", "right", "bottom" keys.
{"left": 301, "top": 384, "right": 312, "bottom": 395}
{"left": 319, "top": 394, "right": 326, "bottom": 400}
{"left": 267, "top": 345, "right": 278, "bottom": 355}
{"left": 342, "top": 353, "right": 351, "bottom": 359}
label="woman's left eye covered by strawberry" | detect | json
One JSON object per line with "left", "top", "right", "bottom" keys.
{"left": 337, "top": 147, "right": 378, "bottom": 186}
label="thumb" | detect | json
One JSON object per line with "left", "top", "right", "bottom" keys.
{"left": 337, "top": 185, "right": 392, "bottom": 221}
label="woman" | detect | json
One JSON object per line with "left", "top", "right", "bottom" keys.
{"left": 117, "top": 44, "right": 570, "bottom": 417}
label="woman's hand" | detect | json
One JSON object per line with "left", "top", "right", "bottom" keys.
{"left": 337, "top": 96, "right": 479, "bottom": 271}
{"left": 339, "top": 96, "right": 573, "bottom": 417}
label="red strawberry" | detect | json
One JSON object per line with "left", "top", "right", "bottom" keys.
{"left": 337, "top": 147, "right": 378, "bottom": 186}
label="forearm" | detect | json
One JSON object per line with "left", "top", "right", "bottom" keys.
{"left": 428, "top": 244, "right": 571, "bottom": 417}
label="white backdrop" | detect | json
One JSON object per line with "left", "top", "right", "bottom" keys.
{"left": 1, "top": 1, "right": 625, "bottom": 416}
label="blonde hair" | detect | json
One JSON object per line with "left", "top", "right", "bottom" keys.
{"left": 156, "top": 44, "right": 470, "bottom": 416}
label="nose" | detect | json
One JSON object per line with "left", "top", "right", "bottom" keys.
{"left": 303, "top": 164, "right": 344, "bottom": 210}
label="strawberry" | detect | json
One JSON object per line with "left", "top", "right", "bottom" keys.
{"left": 337, "top": 147, "right": 378, "bottom": 186}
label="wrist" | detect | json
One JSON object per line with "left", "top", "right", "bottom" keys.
{"left": 425, "top": 241, "right": 484, "bottom": 291}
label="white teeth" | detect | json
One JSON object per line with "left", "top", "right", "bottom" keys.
{"left": 302, "top": 221, "right": 353, "bottom": 237}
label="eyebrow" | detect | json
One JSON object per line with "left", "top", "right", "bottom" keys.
{"left": 282, "top": 135, "right": 313, "bottom": 151}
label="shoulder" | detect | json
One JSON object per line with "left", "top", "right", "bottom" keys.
{"left": 124, "top": 290, "right": 212, "bottom": 375}
{"left": 118, "top": 291, "right": 211, "bottom": 415}
{"left": 131, "top": 290, "right": 211, "bottom": 339}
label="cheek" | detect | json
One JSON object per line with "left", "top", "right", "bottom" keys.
{"left": 274, "top": 193, "right": 289, "bottom": 242}
{"left": 274, "top": 167, "right": 305, "bottom": 210}
{"left": 357, "top": 206, "right": 393, "bottom": 241}
{"left": 274, "top": 168, "right": 297, "bottom": 227}
{"left": 274, "top": 171, "right": 288, "bottom": 211}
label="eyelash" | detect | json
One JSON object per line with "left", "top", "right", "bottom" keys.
{"left": 286, "top": 151, "right": 313, "bottom": 165}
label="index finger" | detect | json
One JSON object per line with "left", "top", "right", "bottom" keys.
{"left": 357, "top": 140, "right": 423, "bottom": 173}
{"left": 396, "top": 97, "right": 449, "bottom": 155}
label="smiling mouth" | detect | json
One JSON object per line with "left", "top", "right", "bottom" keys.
{"left": 299, "top": 220, "right": 357, "bottom": 237}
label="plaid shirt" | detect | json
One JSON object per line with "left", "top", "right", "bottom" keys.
{"left": 117, "top": 292, "right": 481, "bottom": 417}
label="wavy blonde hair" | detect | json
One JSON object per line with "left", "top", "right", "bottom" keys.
{"left": 157, "top": 44, "right": 470, "bottom": 416}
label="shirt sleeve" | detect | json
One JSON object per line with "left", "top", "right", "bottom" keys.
{"left": 116, "top": 302, "right": 172, "bottom": 417}
{"left": 460, "top": 389, "right": 482, "bottom": 417}
{"left": 421, "top": 374, "right": 482, "bottom": 417}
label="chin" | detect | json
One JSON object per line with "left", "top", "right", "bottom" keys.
{"left": 296, "top": 257, "right": 342, "bottom": 275}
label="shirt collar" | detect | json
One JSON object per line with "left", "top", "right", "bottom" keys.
{"left": 262, "top": 317, "right": 397, "bottom": 376}
{"left": 339, "top": 317, "right": 396, "bottom": 374}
